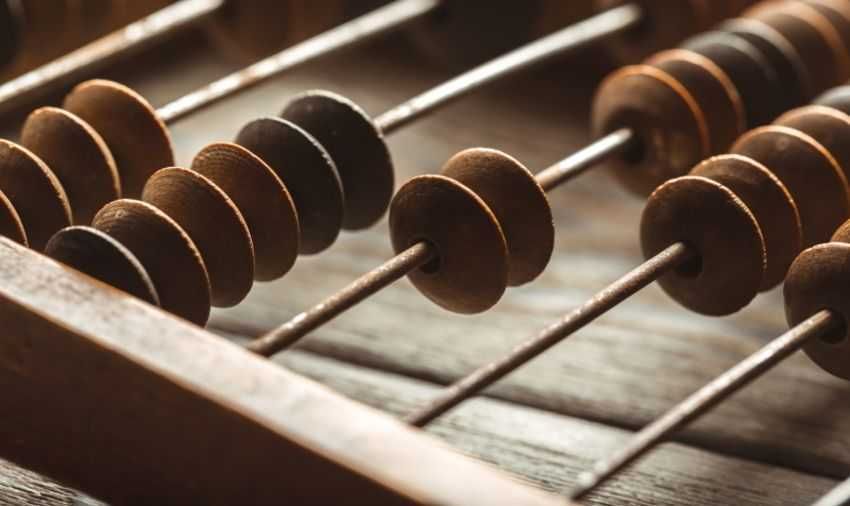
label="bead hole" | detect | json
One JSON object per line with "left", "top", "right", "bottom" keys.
{"left": 415, "top": 239, "right": 442, "bottom": 275}
{"left": 675, "top": 248, "right": 703, "bottom": 279}
{"left": 621, "top": 133, "right": 646, "bottom": 165}
{"left": 819, "top": 310, "right": 848, "bottom": 345}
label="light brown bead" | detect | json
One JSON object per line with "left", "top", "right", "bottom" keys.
{"left": 732, "top": 125, "right": 850, "bottom": 246}
{"left": 0, "top": 140, "right": 71, "bottom": 251}
{"left": 0, "top": 190, "right": 26, "bottom": 246}
{"left": 641, "top": 175, "right": 765, "bottom": 316}
{"left": 691, "top": 154, "right": 801, "bottom": 290}
{"left": 784, "top": 242, "right": 850, "bottom": 380}
{"left": 20, "top": 107, "right": 120, "bottom": 225}
{"left": 192, "top": 142, "right": 299, "bottom": 282}
{"left": 281, "top": 90, "right": 393, "bottom": 231}
{"left": 592, "top": 64, "right": 709, "bottom": 196}
{"left": 648, "top": 49, "right": 746, "bottom": 151}
{"left": 777, "top": 105, "right": 850, "bottom": 184}
{"left": 142, "top": 167, "right": 254, "bottom": 308}
{"left": 390, "top": 174, "right": 508, "bottom": 314}
{"left": 441, "top": 148, "right": 553, "bottom": 286}
{"left": 92, "top": 199, "right": 211, "bottom": 325}
{"left": 45, "top": 226, "right": 159, "bottom": 306}
{"left": 63, "top": 79, "right": 174, "bottom": 197}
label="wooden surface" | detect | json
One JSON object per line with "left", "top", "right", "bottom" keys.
{"left": 0, "top": 17, "right": 846, "bottom": 505}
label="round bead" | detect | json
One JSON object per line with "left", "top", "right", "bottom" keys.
{"left": 691, "top": 154, "right": 802, "bottom": 290}
{"left": 0, "top": 140, "right": 71, "bottom": 251}
{"left": 777, "top": 105, "right": 850, "bottom": 183}
{"left": 92, "top": 199, "right": 211, "bottom": 326}
{"left": 63, "top": 79, "right": 174, "bottom": 197}
{"left": 592, "top": 64, "right": 709, "bottom": 196}
{"left": 20, "top": 107, "right": 120, "bottom": 225}
{"left": 0, "top": 0, "right": 22, "bottom": 68}
{"left": 235, "top": 117, "right": 342, "bottom": 255}
{"left": 281, "top": 90, "right": 393, "bottom": 231}
{"left": 641, "top": 175, "right": 765, "bottom": 316}
{"left": 45, "top": 226, "right": 159, "bottom": 306}
{"left": 0, "top": 190, "right": 26, "bottom": 246}
{"left": 682, "top": 31, "right": 781, "bottom": 126}
{"left": 804, "top": 0, "right": 850, "bottom": 62}
{"left": 833, "top": 220, "right": 850, "bottom": 243}
{"left": 192, "top": 142, "right": 299, "bottom": 282}
{"left": 648, "top": 49, "right": 745, "bottom": 151}
{"left": 784, "top": 242, "right": 850, "bottom": 380}
{"left": 814, "top": 85, "right": 850, "bottom": 114}
{"left": 732, "top": 125, "right": 850, "bottom": 246}
{"left": 722, "top": 17, "right": 812, "bottom": 107}
{"left": 389, "top": 175, "right": 508, "bottom": 314}
{"left": 142, "top": 167, "right": 254, "bottom": 308}
{"left": 441, "top": 148, "right": 553, "bottom": 286}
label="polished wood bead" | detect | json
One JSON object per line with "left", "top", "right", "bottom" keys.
{"left": 390, "top": 174, "right": 508, "bottom": 314}
{"left": 641, "top": 175, "right": 765, "bottom": 316}
{"left": 777, "top": 105, "right": 850, "bottom": 183}
{"left": 0, "top": 189, "right": 26, "bottom": 246}
{"left": 814, "top": 84, "right": 850, "bottom": 114}
{"left": 441, "top": 148, "right": 553, "bottom": 287}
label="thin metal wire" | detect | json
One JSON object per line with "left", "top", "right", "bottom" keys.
{"left": 0, "top": 0, "right": 225, "bottom": 116}
{"left": 246, "top": 241, "right": 435, "bottom": 356}
{"left": 535, "top": 128, "right": 635, "bottom": 191}
{"left": 404, "top": 242, "right": 692, "bottom": 427}
{"left": 568, "top": 309, "right": 840, "bottom": 501}
{"left": 372, "top": 3, "right": 644, "bottom": 135}
{"left": 157, "top": 0, "right": 441, "bottom": 123}
{"left": 812, "top": 475, "right": 850, "bottom": 506}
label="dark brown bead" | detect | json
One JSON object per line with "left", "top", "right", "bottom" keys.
{"left": 814, "top": 85, "right": 850, "bottom": 114}
{"left": 777, "top": 105, "right": 850, "bottom": 184}
{"left": 0, "top": 189, "right": 26, "bottom": 246}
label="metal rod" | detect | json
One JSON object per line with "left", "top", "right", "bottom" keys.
{"left": 812, "top": 475, "right": 850, "bottom": 506}
{"left": 404, "top": 242, "right": 692, "bottom": 427}
{"left": 246, "top": 241, "right": 435, "bottom": 356}
{"left": 157, "top": 0, "right": 441, "bottom": 123}
{"left": 568, "top": 309, "right": 840, "bottom": 501}
{"left": 372, "top": 3, "right": 644, "bottom": 135}
{"left": 0, "top": 0, "right": 225, "bottom": 116}
{"left": 535, "top": 128, "right": 635, "bottom": 192}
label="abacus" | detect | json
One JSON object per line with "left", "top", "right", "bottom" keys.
{"left": 1, "top": 1, "right": 850, "bottom": 505}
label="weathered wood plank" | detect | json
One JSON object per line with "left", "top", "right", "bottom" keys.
{"left": 0, "top": 459, "right": 102, "bottom": 506}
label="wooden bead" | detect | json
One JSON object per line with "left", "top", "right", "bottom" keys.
{"left": 192, "top": 142, "right": 299, "bottom": 282}
{"left": 595, "top": 0, "right": 707, "bottom": 63}
{"left": 20, "top": 107, "right": 120, "bottom": 225}
{"left": 682, "top": 31, "right": 781, "bottom": 127}
{"left": 784, "top": 242, "right": 850, "bottom": 380}
{"left": 691, "top": 154, "right": 801, "bottom": 290}
{"left": 142, "top": 167, "right": 254, "bottom": 308}
{"left": 0, "top": 0, "right": 22, "bottom": 68}
{"left": 441, "top": 148, "right": 553, "bottom": 286}
{"left": 592, "top": 64, "right": 709, "bottom": 196}
{"left": 804, "top": 0, "right": 850, "bottom": 62}
{"left": 732, "top": 125, "right": 850, "bottom": 246}
{"left": 92, "top": 199, "right": 211, "bottom": 325}
{"left": 722, "top": 17, "right": 812, "bottom": 106}
{"left": 641, "top": 176, "right": 765, "bottom": 316}
{"left": 235, "top": 117, "right": 343, "bottom": 255}
{"left": 814, "top": 85, "right": 850, "bottom": 115}
{"left": 0, "top": 189, "right": 26, "bottom": 246}
{"left": 833, "top": 219, "right": 850, "bottom": 243}
{"left": 389, "top": 175, "right": 508, "bottom": 314}
{"left": 63, "top": 79, "right": 174, "bottom": 197}
{"left": 777, "top": 105, "right": 850, "bottom": 183}
{"left": 281, "top": 91, "right": 393, "bottom": 231}
{"left": 648, "top": 49, "right": 746, "bottom": 152}
{"left": 0, "top": 140, "right": 71, "bottom": 251}
{"left": 45, "top": 226, "right": 159, "bottom": 306}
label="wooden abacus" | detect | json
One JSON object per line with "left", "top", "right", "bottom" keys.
{"left": 2, "top": 1, "right": 850, "bottom": 505}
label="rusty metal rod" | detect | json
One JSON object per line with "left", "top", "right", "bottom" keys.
{"left": 568, "top": 309, "right": 840, "bottom": 501}
{"left": 536, "top": 128, "right": 635, "bottom": 191}
{"left": 403, "top": 242, "right": 692, "bottom": 427}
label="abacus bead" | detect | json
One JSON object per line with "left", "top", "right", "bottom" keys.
{"left": 235, "top": 117, "right": 343, "bottom": 255}
{"left": 784, "top": 242, "right": 850, "bottom": 380}
{"left": 92, "top": 199, "right": 211, "bottom": 326}
{"left": 834, "top": 220, "right": 850, "bottom": 243}
{"left": 682, "top": 31, "right": 781, "bottom": 126}
{"left": 0, "top": 190, "right": 26, "bottom": 246}
{"left": 777, "top": 105, "right": 850, "bottom": 183}
{"left": 0, "top": 140, "right": 71, "bottom": 251}
{"left": 441, "top": 148, "right": 553, "bottom": 286}
{"left": 192, "top": 143, "right": 299, "bottom": 282}
{"left": 281, "top": 91, "right": 393, "bottom": 231}
{"left": 804, "top": 0, "right": 850, "bottom": 58}
{"left": 732, "top": 125, "right": 850, "bottom": 246}
{"left": 389, "top": 175, "right": 508, "bottom": 314}
{"left": 641, "top": 176, "right": 765, "bottom": 316}
{"left": 814, "top": 85, "right": 850, "bottom": 114}
{"left": 691, "top": 154, "right": 801, "bottom": 290}
{"left": 592, "top": 64, "right": 709, "bottom": 196}
{"left": 45, "top": 226, "right": 159, "bottom": 306}
{"left": 20, "top": 107, "right": 120, "bottom": 225}
{"left": 648, "top": 49, "right": 745, "bottom": 151}
{"left": 63, "top": 79, "right": 174, "bottom": 197}
{"left": 142, "top": 167, "right": 254, "bottom": 308}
